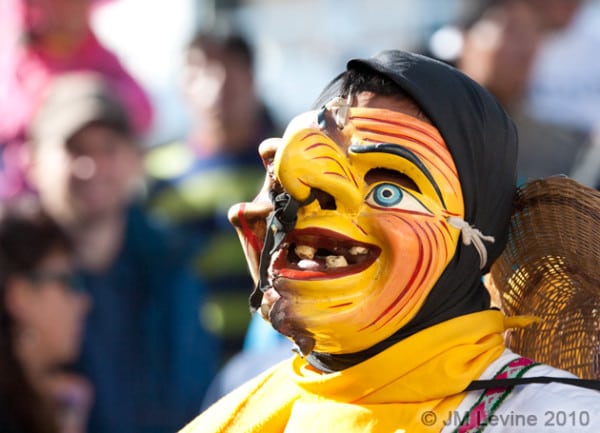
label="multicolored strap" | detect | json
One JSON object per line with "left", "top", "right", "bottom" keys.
{"left": 452, "top": 357, "right": 540, "bottom": 433}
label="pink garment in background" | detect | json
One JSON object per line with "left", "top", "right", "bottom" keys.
{"left": 0, "top": 0, "right": 153, "bottom": 199}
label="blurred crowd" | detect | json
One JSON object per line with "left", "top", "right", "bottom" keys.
{"left": 0, "top": 0, "right": 599, "bottom": 432}
{"left": 428, "top": 0, "right": 600, "bottom": 187}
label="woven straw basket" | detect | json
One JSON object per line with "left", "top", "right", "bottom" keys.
{"left": 488, "top": 176, "right": 600, "bottom": 379}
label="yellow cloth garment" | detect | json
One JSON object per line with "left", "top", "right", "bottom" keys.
{"left": 180, "top": 311, "right": 532, "bottom": 433}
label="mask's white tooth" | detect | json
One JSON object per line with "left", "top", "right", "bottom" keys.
{"left": 298, "top": 259, "right": 320, "bottom": 270}
{"left": 349, "top": 246, "right": 368, "bottom": 255}
{"left": 295, "top": 245, "right": 316, "bottom": 259}
{"left": 326, "top": 255, "right": 348, "bottom": 268}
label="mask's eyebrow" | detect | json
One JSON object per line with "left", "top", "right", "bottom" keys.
{"left": 350, "top": 142, "right": 446, "bottom": 208}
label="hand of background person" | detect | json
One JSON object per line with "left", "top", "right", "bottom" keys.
{"left": 44, "top": 371, "right": 94, "bottom": 433}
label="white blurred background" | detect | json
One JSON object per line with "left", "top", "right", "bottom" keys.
{"left": 92, "top": 0, "right": 477, "bottom": 146}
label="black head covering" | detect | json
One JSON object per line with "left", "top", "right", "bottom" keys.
{"left": 307, "top": 50, "right": 518, "bottom": 371}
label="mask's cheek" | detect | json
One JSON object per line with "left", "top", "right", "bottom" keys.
{"left": 373, "top": 213, "right": 459, "bottom": 328}
{"left": 314, "top": 213, "right": 453, "bottom": 353}
{"left": 264, "top": 213, "right": 458, "bottom": 355}
{"left": 263, "top": 217, "right": 424, "bottom": 354}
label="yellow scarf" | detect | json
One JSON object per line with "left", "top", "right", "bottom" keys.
{"left": 180, "top": 311, "right": 532, "bottom": 433}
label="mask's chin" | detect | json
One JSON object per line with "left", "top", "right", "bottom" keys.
{"left": 260, "top": 287, "right": 316, "bottom": 356}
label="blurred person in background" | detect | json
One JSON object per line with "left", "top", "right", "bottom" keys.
{"left": 0, "top": 0, "right": 153, "bottom": 200}
{"left": 430, "top": 0, "right": 595, "bottom": 186}
{"left": 0, "top": 197, "right": 91, "bottom": 433}
{"left": 26, "top": 72, "right": 219, "bottom": 433}
{"left": 144, "top": 28, "right": 279, "bottom": 361}
{"left": 458, "top": 0, "right": 542, "bottom": 111}
{"left": 524, "top": 0, "right": 600, "bottom": 187}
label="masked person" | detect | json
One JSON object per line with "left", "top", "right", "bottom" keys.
{"left": 179, "top": 50, "right": 600, "bottom": 433}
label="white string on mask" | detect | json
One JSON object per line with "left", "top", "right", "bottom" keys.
{"left": 447, "top": 216, "right": 495, "bottom": 269}
{"left": 324, "top": 94, "right": 352, "bottom": 129}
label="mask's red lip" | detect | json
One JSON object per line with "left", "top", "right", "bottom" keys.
{"left": 271, "top": 228, "right": 380, "bottom": 280}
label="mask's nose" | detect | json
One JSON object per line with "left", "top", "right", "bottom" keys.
{"left": 226, "top": 137, "right": 284, "bottom": 284}
{"left": 273, "top": 128, "right": 361, "bottom": 212}
{"left": 228, "top": 200, "right": 272, "bottom": 285}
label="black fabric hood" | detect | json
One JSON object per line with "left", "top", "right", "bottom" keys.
{"left": 307, "top": 50, "right": 518, "bottom": 372}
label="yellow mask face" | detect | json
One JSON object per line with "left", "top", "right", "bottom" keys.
{"left": 230, "top": 105, "right": 465, "bottom": 355}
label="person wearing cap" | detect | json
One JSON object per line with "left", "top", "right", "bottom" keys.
{"left": 179, "top": 50, "right": 600, "bottom": 433}
{"left": 0, "top": 0, "right": 154, "bottom": 200}
{"left": 27, "top": 72, "right": 220, "bottom": 433}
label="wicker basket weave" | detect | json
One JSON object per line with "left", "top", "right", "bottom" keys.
{"left": 488, "top": 176, "right": 600, "bottom": 379}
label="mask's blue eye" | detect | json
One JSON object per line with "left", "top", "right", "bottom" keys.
{"left": 366, "top": 182, "right": 432, "bottom": 214}
{"left": 372, "top": 183, "right": 403, "bottom": 207}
